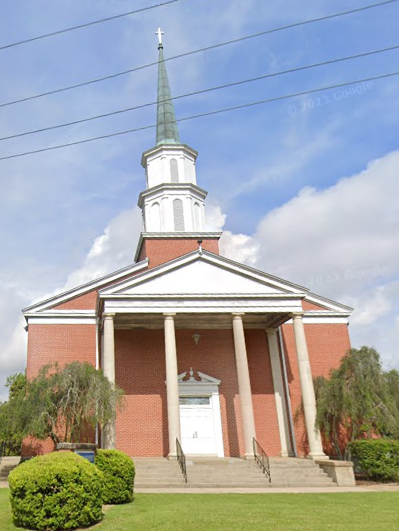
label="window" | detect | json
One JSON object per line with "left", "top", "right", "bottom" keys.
{"left": 170, "top": 158, "right": 179, "bottom": 183}
{"left": 179, "top": 397, "right": 210, "bottom": 405}
{"left": 173, "top": 199, "right": 185, "bottom": 231}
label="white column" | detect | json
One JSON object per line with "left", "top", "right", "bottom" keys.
{"left": 292, "top": 313, "right": 327, "bottom": 459}
{"left": 266, "top": 328, "right": 294, "bottom": 457}
{"left": 232, "top": 313, "right": 256, "bottom": 458}
{"left": 103, "top": 313, "right": 116, "bottom": 449}
{"left": 164, "top": 313, "right": 181, "bottom": 458}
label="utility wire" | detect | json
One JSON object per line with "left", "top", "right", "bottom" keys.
{"left": 1, "top": 43, "right": 398, "bottom": 143}
{"left": 0, "top": 0, "right": 185, "bottom": 51}
{"left": 0, "top": 0, "right": 397, "bottom": 109}
{"left": 0, "top": 70, "right": 397, "bottom": 162}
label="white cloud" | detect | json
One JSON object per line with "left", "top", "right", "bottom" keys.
{"left": 219, "top": 149, "right": 399, "bottom": 368}
{"left": 64, "top": 208, "right": 142, "bottom": 289}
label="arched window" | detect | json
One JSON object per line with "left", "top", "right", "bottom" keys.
{"left": 173, "top": 199, "right": 185, "bottom": 231}
{"left": 151, "top": 202, "right": 161, "bottom": 231}
{"left": 170, "top": 158, "right": 179, "bottom": 183}
{"left": 194, "top": 202, "right": 202, "bottom": 231}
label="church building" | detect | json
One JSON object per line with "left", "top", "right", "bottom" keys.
{"left": 23, "top": 33, "right": 353, "bottom": 462}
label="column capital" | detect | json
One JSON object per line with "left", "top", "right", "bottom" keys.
{"left": 103, "top": 313, "right": 115, "bottom": 320}
{"left": 232, "top": 313, "right": 245, "bottom": 319}
{"left": 266, "top": 327, "right": 278, "bottom": 335}
{"left": 163, "top": 313, "right": 176, "bottom": 319}
{"left": 291, "top": 311, "right": 304, "bottom": 319}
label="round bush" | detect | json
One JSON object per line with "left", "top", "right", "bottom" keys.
{"left": 8, "top": 452, "right": 104, "bottom": 530}
{"left": 348, "top": 439, "right": 399, "bottom": 482}
{"left": 95, "top": 449, "right": 135, "bottom": 504}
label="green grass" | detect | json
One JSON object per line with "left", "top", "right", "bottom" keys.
{"left": 1, "top": 489, "right": 399, "bottom": 531}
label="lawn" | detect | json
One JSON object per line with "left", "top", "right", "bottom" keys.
{"left": 1, "top": 489, "right": 399, "bottom": 531}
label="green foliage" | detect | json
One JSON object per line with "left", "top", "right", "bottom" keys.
{"left": 0, "top": 373, "right": 27, "bottom": 455}
{"left": 95, "top": 449, "right": 135, "bottom": 504}
{"left": 8, "top": 452, "right": 104, "bottom": 530}
{"left": 348, "top": 439, "right": 399, "bottom": 482}
{"left": 315, "top": 346, "right": 399, "bottom": 458}
{"left": 2, "top": 362, "right": 124, "bottom": 448}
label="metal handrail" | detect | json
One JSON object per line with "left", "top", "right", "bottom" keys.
{"left": 253, "top": 437, "right": 271, "bottom": 483}
{"left": 176, "top": 438, "right": 187, "bottom": 483}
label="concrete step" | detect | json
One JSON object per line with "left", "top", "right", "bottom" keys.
{"left": 0, "top": 457, "right": 20, "bottom": 479}
{"left": 132, "top": 457, "right": 337, "bottom": 489}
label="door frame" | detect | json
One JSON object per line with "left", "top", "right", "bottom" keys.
{"left": 178, "top": 369, "right": 224, "bottom": 457}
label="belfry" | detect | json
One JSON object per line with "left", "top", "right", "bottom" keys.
{"left": 23, "top": 32, "right": 354, "bottom": 474}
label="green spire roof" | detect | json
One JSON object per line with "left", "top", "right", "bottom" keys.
{"left": 156, "top": 44, "right": 181, "bottom": 145}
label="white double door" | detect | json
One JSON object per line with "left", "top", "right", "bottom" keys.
{"left": 179, "top": 396, "right": 217, "bottom": 455}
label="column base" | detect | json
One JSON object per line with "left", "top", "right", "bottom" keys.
{"left": 243, "top": 452, "right": 255, "bottom": 460}
{"left": 167, "top": 453, "right": 178, "bottom": 460}
{"left": 307, "top": 453, "right": 329, "bottom": 461}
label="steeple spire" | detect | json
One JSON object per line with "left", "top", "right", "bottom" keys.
{"left": 155, "top": 28, "right": 181, "bottom": 145}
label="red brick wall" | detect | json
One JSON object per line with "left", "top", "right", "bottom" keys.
{"left": 24, "top": 324, "right": 97, "bottom": 455}
{"left": 302, "top": 300, "right": 329, "bottom": 311}
{"left": 51, "top": 268, "right": 149, "bottom": 311}
{"left": 281, "top": 322, "right": 351, "bottom": 456}
{"left": 54, "top": 291, "right": 98, "bottom": 310}
{"left": 246, "top": 330, "right": 281, "bottom": 457}
{"left": 114, "top": 327, "right": 281, "bottom": 458}
{"left": 138, "top": 238, "right": 220, "bottom": 269}
{"left": 27, "top": 324, "right": 97, "bottom": 379}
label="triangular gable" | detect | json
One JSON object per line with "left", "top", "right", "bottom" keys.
{"left": 100, "top": 251, "right": 307, "bottom": 298}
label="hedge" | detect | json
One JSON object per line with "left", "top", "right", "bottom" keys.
{"left": 348, "top": 439, "right": 399, "bottom": 482}
{"left": 95, "top": 449, "right": 135, "bottom": 504}
{"left": 8, "top": 452, "right": 104, "bottom": 530}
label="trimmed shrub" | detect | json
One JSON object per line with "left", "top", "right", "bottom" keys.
{"left": 95, "top": 449, "right": 135, "bottom": 504}
{"left": 348, "top": 439, "right": 399, "bottom": 482}
{"left": 8, "top": 451, "right": 104, "bottom": 530}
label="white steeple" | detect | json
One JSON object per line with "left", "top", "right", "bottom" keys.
{"left": 138, "top": 31, "right": 207, "bottom": 234}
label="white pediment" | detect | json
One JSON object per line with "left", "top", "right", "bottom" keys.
{"left": 106, "top": 259, "right": 298, "bottom": 297}
{"left": 178, "top": 369, "right": 221, "bottom": 385}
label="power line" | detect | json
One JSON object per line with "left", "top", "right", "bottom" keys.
{"left": 1, "top": 43, "right": 398, "bottom": 143}
{"left": 0, "top": 0, "right": 185, "bottom": 51}
{"left": 0, "top": 0, "right": 397, "bottom": 109}
{"left": 0, "top": 70, "right": 397, "bottom": 162}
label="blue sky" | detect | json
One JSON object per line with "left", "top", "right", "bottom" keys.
{"left": 0, "top": 0, "right": 398, "bottom": 399}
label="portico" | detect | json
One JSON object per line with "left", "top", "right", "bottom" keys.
{"left": 99, "top": 251, "right": 327, "bottom": 460}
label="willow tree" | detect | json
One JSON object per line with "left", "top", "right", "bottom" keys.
{"left": 0, "top": 373, "right": 28, "bottom": 454}
{"left": 5, "top": 362, "right": 124, "bottom": 449}
{"left": 315, "top": 346, "right": 398, "bottom": 458}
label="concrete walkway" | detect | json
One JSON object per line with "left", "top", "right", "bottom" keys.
{"left": 2, "top": 478, "right": 398, "bottom": 493}
{"left": 135, "top": 485, "right": 399, "bottom": 494}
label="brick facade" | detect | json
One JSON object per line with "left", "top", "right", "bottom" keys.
{"left": 280, "top": 322, "right": 351, "bottom": 456}
{"left": 24, "top": 238, "right": 352, "bottom": 458}
{"left": 138, "top": 237, "right": 220, "bottom": 268}
{"left": 114, "top": 328, "right": 282, "bottom": 457}
{"left": 26, "top": 324, "right": 97, "bottom": 380}
{"left": 24, "top": 315, "right": 351, "bottom": 457}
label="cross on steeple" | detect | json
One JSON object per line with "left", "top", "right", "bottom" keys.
{"left": 155, "top": 27, "right": 164, "bottom": 48}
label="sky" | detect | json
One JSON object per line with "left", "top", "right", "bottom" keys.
{"left": 0, "top": 0, "right": 398, "bottom": 400}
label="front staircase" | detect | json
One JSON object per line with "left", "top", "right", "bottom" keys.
{"left": 134, "top": 456, "right": 336, "bottom": 489}
{"left": 0, "top": 456, "right": 20, "bottom": 483}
